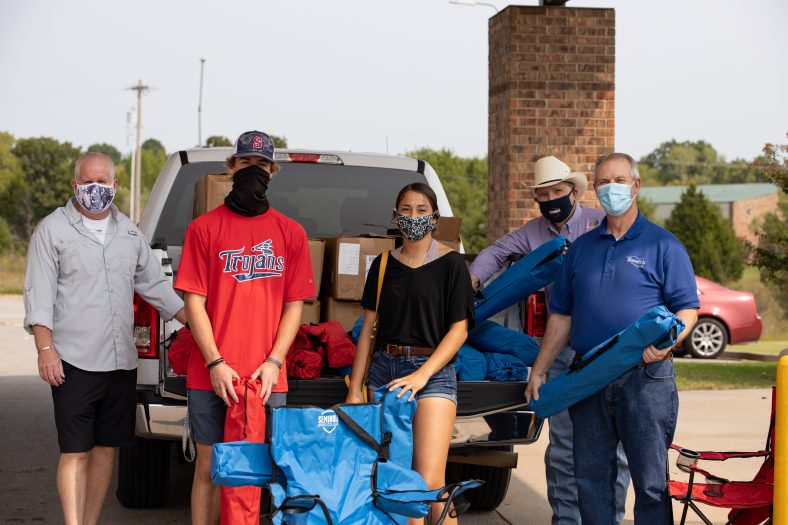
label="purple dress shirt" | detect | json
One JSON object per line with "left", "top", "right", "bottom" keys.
{"left": 468, "top": 205, "right": 606, "bottom": 310}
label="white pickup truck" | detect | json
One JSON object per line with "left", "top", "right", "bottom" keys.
{"left": 118, "top": 147, "right": 543, "bottom": 511}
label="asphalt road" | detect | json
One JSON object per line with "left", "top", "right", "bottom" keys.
{"left": 0, "top": 295, "right": 773, "bottom": 524}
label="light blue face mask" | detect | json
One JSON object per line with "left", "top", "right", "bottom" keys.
{"left": 596, "top": 182, "right": 635, "bottom": 216}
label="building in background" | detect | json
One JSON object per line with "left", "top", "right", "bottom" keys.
{"left": 639, "top": 183, "right": 778, "bottom": 244}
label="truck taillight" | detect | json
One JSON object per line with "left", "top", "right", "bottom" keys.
{"left": 273, "top": 152, "right": 343, "bottom": 164}
{"left": 525, "top": 292, "right": 547, "bottom": 338}
{"left": 134, "top": 293, "right": 159, "bottom": 358}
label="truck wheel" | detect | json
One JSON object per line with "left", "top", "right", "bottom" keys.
{"left": 116, "top": 437, "right": 171, "bottom": 508}
{"left": 460, "top": 446, "right": 513, "bottom": 511}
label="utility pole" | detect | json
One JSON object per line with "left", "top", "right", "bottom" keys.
{"left": 198, "top": 58, "right": 206, "bottom": 147}
{"left": 126, "top": 109, "right": 136, "bottom": 219}
{"left": 127, "top": 80, "right": 150, "bottom": 223}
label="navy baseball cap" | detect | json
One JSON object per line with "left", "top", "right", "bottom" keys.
{"left": 232, "top": 130, "right": 277, "bottom": 163}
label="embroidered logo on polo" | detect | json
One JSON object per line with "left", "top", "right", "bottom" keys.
{"left": 218, "top": 240, "right": 285, "bottom": 282}
{"left": 586, "top": 219, "right": 601, "bottom": 230}
{"left": 626, "top": 255, "right": 647, "bottom": 268}
{"left": 317, "top": 410, "right": 339, "bottom": 434}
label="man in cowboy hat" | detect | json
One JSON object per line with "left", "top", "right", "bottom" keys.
{"left": 469, "top": 155, "right": 629, "bottom": 525}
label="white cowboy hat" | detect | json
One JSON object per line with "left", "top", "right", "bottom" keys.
{"left": 529, "top": 155, "right": 588, "bottom": 199}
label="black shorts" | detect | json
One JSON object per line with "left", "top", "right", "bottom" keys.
{"left": 51, "top": 361, "right": 137, "bottom": 453}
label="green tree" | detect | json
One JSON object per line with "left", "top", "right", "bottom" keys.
{"left": 87, "top": 143, "right": 122, "bottom": 164}
{"left": 0, "top": 132, "right": 25, "bottom": 243}
{"left": 664, "top": 185, "right": 744, "bottom": 282}
{"left": 0, "top": 217, "right": 12, "bottom": 252}
{"left": 405, "top": 148, "right": 487, "bottom": 253}
{"left": 205, "top": 133, "right": 287, "bottom": 149}
{"left": 750, "top": 136, "right": 788, "bottom": 310}
{"left": 205, "top": 135, "right": 232, "bottom": 147}
{"left": 636, "top": 195, "right": 657, "bottom": 223}
{"left": 11, "top": 137, "right": 81, "bottom": 240}
{"left": 638, "top": 139, "right": 765, "bottom": 186}
{"left": 119, "top": 140, "right": 168, "bottom": 212}
{"left": 142, "top": 138, "right": 165, "bottom": 155}
{"left": 271, "top": 135, "right": 288, "bottom": 149}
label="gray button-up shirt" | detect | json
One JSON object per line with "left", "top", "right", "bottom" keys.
{"left": 468, "top": 205, "right": 606, "bottom": 309}
{"left": 23, "top": 198, "right": 183, "bottom": 371}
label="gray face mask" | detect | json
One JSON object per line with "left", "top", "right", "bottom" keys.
{"left": 75, "top": 182, "right": 115, "bottom": 214}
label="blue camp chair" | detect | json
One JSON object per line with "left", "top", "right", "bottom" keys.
{"left": 211, "top": 387, "right": 482, "bottom": 525}
{"left": 474, "top": 236, "right": 569, "bottom": 321}
{"left": 530, "top": 305, "right": 685, "bottom": 419}
{"left": 467, "top": 320, "right": 540, "bottom": 366}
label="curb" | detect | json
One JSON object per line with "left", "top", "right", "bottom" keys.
{"left": 722, "top": 351, "right": 780, "bottom": 362}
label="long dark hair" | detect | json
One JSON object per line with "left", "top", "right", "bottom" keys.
{"left": 395, "top": 182, "right": 439, "bottom": 214}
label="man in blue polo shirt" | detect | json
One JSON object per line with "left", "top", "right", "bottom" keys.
{"left": 526, "top": 152, "right": 699, "bottom": 524}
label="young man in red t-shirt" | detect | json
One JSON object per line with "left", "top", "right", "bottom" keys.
{"left": 175, "top": 130, "right": 315, "bottom": 525}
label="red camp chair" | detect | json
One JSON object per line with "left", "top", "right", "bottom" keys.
{"left": 667, "top": 387, "right": 775, "bottom": 525}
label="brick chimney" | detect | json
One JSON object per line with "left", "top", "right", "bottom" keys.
{"left": 488, "top": 6, "right": 615, "bottom": 241}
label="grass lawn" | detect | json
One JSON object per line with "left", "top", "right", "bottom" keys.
{"left": 675, "top": 361, "right": 776, "bottom": 390}
{"left": 0, "top": 252, "right": 25, "bottom": 294}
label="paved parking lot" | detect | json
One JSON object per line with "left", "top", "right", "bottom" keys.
{"left": 0, "top": 295, "right": 773, "bottom": 523}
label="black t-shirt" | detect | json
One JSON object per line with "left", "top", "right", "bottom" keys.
{"left": 362, "top": 251, "right": 475, "bottom": 349}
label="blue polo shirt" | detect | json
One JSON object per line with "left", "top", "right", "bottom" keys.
{"left": 550, "top": 213, "right": 699, "bottom": 356}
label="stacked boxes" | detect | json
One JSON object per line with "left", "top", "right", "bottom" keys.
{"left": 320, "top": 236, "right": 395, "bottom": 330}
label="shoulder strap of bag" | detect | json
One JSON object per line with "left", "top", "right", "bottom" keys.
{"left": 374, "top": 250, "right": 389, "bottom": 313}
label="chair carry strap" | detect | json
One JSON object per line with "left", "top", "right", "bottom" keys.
{"left": 332, "top": 405, "right": 391, "bottom": 461}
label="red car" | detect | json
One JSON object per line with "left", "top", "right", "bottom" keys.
{"left": 679, "top": 276, "right": 763, "bottom": 359}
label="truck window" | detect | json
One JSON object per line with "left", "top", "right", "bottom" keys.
{"left": 153, "top": 162, "right": 427, "bottom": 245}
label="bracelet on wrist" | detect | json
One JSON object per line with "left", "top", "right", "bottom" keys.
{"left": 206, "top": 357, "right": 224, "bottom": 370}
{"left": 37, "top": 345, "right": 53, "bottom": 354}
{"left": 265, "top": 357, "right": 282, "bottom": 370}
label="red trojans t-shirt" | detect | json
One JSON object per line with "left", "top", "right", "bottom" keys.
{"left": 175, "top": 205, "right": 316, "bottom": 391}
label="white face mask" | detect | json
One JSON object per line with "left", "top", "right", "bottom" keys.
{"left": 75, "top": 182, "right": 115, "bottom": 214}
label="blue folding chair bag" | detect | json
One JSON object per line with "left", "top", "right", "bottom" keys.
{"left": 531, "top": 305, "right": 685, "bottom": 419}
{"left": 484, "top": 352, "right": 528, "bottom": 381}
{"left": 211, "top": 441, "right": 274, "bottom": 488}
{"left": 373, "top": 385, "right": 416, "bottom": 469}
{"left": 454, "top": 343, "right": 486, "bottom": 381}
{"left": 474, "top": 236, "right": 569, "bottom": 321}
{"left": 468, "top": 320, "right": 540, "bottom": 366}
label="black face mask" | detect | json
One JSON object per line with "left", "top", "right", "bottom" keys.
{"left": 224, "top": 165, "right": 271, "bottom": 217}
{"left": 538, "top": 193, "right": 575, "bottom": 224}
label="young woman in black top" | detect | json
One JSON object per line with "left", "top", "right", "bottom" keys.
{"left": 347, "top": 182, "right": 475, "bottom": 525}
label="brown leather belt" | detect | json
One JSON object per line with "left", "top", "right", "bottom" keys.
{"left": 382, "top": 344, "right": 434, "bottom": 356}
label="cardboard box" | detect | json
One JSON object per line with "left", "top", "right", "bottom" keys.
{"left": 321, "top": 297, "right": 364, "bottom": 332}
{"left": 434, "top": 216, "right": 462, "bottom": 244}
{"left": 300, "top": 300, "right": 321, "bottom": 326}
{"left": 193, "top": 172, "right": 233, "bottom": 218}
{"left": 322, "top": 236, "right": 395, "bottom": 300}
{"left": 307, "top": 239, "right": 324, "bottom": 299}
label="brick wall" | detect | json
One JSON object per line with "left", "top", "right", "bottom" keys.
{"left": 488, "top": 6, "right": 615, "bottom": 241}
{"left": 731, "top": 194, "right": 779, "bottom": 245}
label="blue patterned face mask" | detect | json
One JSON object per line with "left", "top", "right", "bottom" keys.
{"left": 75, "top": 182, "right": 115, "bottom": 214}
{"left": 395, "top": 212, "right": 438, "bottom": 241}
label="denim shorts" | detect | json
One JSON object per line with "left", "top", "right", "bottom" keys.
{"left": 367, "top": 349, "right": 457, "bottom": 404}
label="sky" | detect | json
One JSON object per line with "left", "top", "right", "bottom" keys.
{"left": 1, "top": 0, "right": 786, "bottom": 163}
